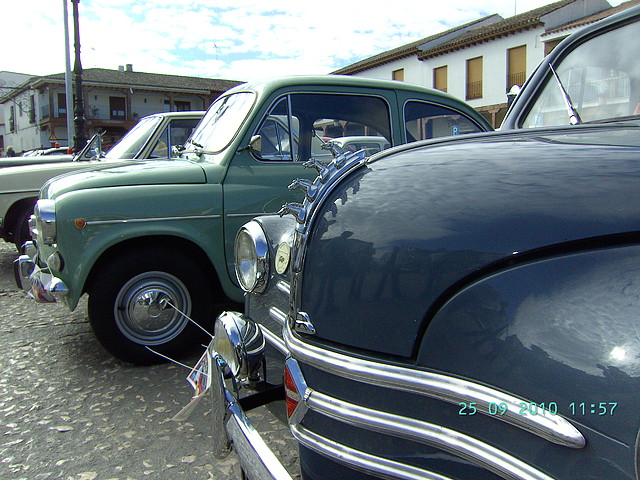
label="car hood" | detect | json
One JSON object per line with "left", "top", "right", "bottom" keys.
{"left": 300, "top": 124, "right": 640, "bottom": 357}
{"left": 42, "top": 160, "right": 208, "bottom": 199}
{"left": 0, "top": 159, "right": 128, "bottom": 195}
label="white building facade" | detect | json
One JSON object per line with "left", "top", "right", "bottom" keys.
{"left": 0, "top": 67, "right": 241, "bottom": 154}
{"left": 334, "top": 0, "right": 623, "bottom": 127}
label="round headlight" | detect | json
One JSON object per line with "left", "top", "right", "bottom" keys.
{"left": 234, "top": 221, "right": 269, "bottom": 293}
{"left": 35, "top": 199, "right": 57, "bottom": 245}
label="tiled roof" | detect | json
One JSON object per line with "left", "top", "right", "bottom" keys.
{"left": 544, "top": 0, "right": 640, "bottom": 35}
{"left": 33, "top": 68, "right": 243, "bottom": 93}
{"left": 332, "top": 15, "right": 502, "bottom": 75}
{"left": 418, "top": 0, "right": 579, "bottom": 59}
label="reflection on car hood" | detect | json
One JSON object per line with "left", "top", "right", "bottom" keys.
{"left": 0, "top": 154, "right": 76, "bottom": 168}
{"left": 43, "top": 160, "right": 207, "bottom": 199}
{"left": 0, "top": 159, "right": 129, "bottom": 194}
{"left": 301, "top": 124, "right": 640, "bottom": 357}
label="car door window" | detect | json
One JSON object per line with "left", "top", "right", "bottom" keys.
{"left": 150, "top": 118, "right": 201, "bottom": 158}
{"left": 253, "top": 93, "right": 391, "bottom": 162}
{"left": 404, "top": 101, "right": 484, "bottom": 141}
{"left": 254, "top": 98, "right": 297, "bottom": 161}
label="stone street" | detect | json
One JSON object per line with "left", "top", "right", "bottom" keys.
{"left": 0, "top": 242, "right": 297, "bottom": 480}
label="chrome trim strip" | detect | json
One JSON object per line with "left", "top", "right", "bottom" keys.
{"left": 269, "top": 306, "right": 287, "bottom": 326}
{"left": 226, "top": 402, "right": 294, "bottom": 480}
{"left": 226, "top": 212, "right": 273, "bottom": 218}
{"left": 291, "top": 424, "right": 453, "bottom": 480}
{"left": 306, "top": 390, "right": 556, "bottom": 480}
{"left": 84, "top": 214, "right": 221, "bottom": 226}
{"left": 276, "top": 280, "right": 290, "bottom": 297}
{"left": 259, "top": 325, "right": 288, "bottom": 356}
{"left": 1, "top": 189, "right": 39, "bottom": 195}
{"left": 284, "top": 326, "right": 585, "bottom": 449}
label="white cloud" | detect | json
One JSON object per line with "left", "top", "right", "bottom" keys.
{"left": 1, "top": 0, "right": 630, "bottom": 83}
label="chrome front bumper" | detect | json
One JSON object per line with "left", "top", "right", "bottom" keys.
{"left": 14, "top": 242, "right": 68, "bottom": 303}
{"left": 207, "top": 310, "right": 293, "bottom": 480}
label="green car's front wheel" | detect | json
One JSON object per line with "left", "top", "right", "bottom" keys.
{"left": 87, "top": 249, "right": 214, "bottom": 364}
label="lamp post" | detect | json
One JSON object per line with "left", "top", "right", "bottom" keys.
{"left": 71, "top": 0, "right": 87, "bottom": 152}
{"left": 63, "top": 0, "right": 75, "bottom": 147}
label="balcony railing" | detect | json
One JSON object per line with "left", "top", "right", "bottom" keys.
{"left": 507, "top": 71, "right": 527, "bottom": 90}
{"left": 466, "top": 81, "right": 483, "bottom": 100}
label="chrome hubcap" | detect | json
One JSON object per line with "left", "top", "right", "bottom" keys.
{"left": 114, "top": 271, "right": 191, "bottom": 346}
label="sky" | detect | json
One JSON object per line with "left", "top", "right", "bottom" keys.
{"left": 2, "top": 0, "right": 626, "bottom": 84}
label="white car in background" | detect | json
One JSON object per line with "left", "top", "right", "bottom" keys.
{"left": 0, "top": 111, "right": 204, "bottom": 249}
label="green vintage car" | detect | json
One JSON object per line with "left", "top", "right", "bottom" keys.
{"left": 0, "top": 111, "right": 204, "bottom": 249}
{"left": 16, "top": 75, "right": 491, "bottom": 364}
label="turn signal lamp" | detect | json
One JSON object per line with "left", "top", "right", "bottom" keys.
{"left": 284, "top": 365, "right": 299, "bottom": 418}
{"left": 283, "top": 358, "right": 308, "bottom": 424}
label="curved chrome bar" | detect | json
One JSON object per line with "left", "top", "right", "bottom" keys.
{"left": 305, "top": 390, "right": 557, "bottom": 480}
{"left": 284, "top": 325, "right": 585, "bottom": 449}
{"left": 291, "top": 424, "right": 453, "bottom": 480}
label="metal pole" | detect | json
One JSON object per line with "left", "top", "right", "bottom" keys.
{"left": 63, "top": 0, "right": 75, "bottom": 147}
{"left": 71, "top": 0, "right": 87, "bottom": 152}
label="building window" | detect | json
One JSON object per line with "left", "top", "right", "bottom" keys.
{"left": 466, "top": 56, "right": 483, "bottom": 100}
{"left": 109, "top": 96, "right": 126, "bottom": 119}
{"left": 57, "top": 93, "right": 67, "bottom": 117}
{"left": 544, "top": 38, "right": 564, "bottom": 56}
{"left": 29, "top": 95, "right": 36, "bottom": 124}
{"left": 392, "top": 69, "right": 405, "bottom": 82}
{"left": 163, "top": 100, "right": 191, "bottom": 112}
{"left": 433, "top": 66, "right": 448, "bottom": 92}
{"left": 9, "top": 106, "right": 15, "bottom": 132}
{"left": 507, "top": 45, "right": 527, "bottom": 91}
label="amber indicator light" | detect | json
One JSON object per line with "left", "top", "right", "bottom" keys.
{"left": 75, "top": 218, "right": 87, "bottom": 229}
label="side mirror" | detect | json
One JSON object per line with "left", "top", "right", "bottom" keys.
{"left": 248, "top": 135, "right": 262, "bottom": 153}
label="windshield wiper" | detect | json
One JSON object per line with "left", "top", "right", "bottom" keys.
{"left": 182, "top": 141, "right": 218, "bottom": 158}
{"left": 549, "top": 64, "right": 581, "bottom": 125}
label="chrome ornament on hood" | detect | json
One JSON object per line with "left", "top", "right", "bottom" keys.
{"left": 279, "top": 149, "right": 368, "bottom": 335}
{"left": 279, "top": 150, "right": 367, "bottom": 228}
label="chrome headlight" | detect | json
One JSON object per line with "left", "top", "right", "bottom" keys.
{"left": 234, "top": 221, "right": 269, "bottom": 293}
{"left": 34, "top": 199, "right": 56, "bottom": 245}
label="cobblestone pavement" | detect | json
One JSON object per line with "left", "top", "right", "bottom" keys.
{"left": 0, "top": 242, "right": 299, "bottom": 480}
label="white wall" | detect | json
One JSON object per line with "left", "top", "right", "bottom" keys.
{"left": 2, "top": 91, "right": 43, "bottom": 152}
{"left": 424, "top": 28, "right": 543, "bottom": 108}
{"left": 350, "top": 57, "right": 426, "bottom": 86}
{"left": 348, "top": 27, "right": 546, "bottom": 110}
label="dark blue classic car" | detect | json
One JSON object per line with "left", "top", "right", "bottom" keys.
{"left": 188, "top": 5, "right": 640, "bottom": 480}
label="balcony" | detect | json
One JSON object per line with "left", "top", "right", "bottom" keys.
{"left": 466, "top": 81, "right": 483, "bottom": 100}
{"left": 507, "top": 71, "right": 527, "bottom": 90}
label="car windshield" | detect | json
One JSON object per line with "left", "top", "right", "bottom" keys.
{"left": 522, "top": 21, "right": 640, "bottom": 127}
{"left": 183, "top": 92, "right": 255, "bottom": 159}
{"left": 103, "top": 115, "right": 163, "bottom": 159}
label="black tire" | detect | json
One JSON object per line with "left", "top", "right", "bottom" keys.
{"left": 87, "top": 249, "right": 215, "bottom": 364}
{"left": 13, "top": 208, "right": 33, "bottom": 252}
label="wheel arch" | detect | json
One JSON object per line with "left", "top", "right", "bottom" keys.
{"left": 84, "top": 235, "right": 227, "bottom": 302}
{"left": 4, "top": 196, "right": 37, "bottom": 242}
